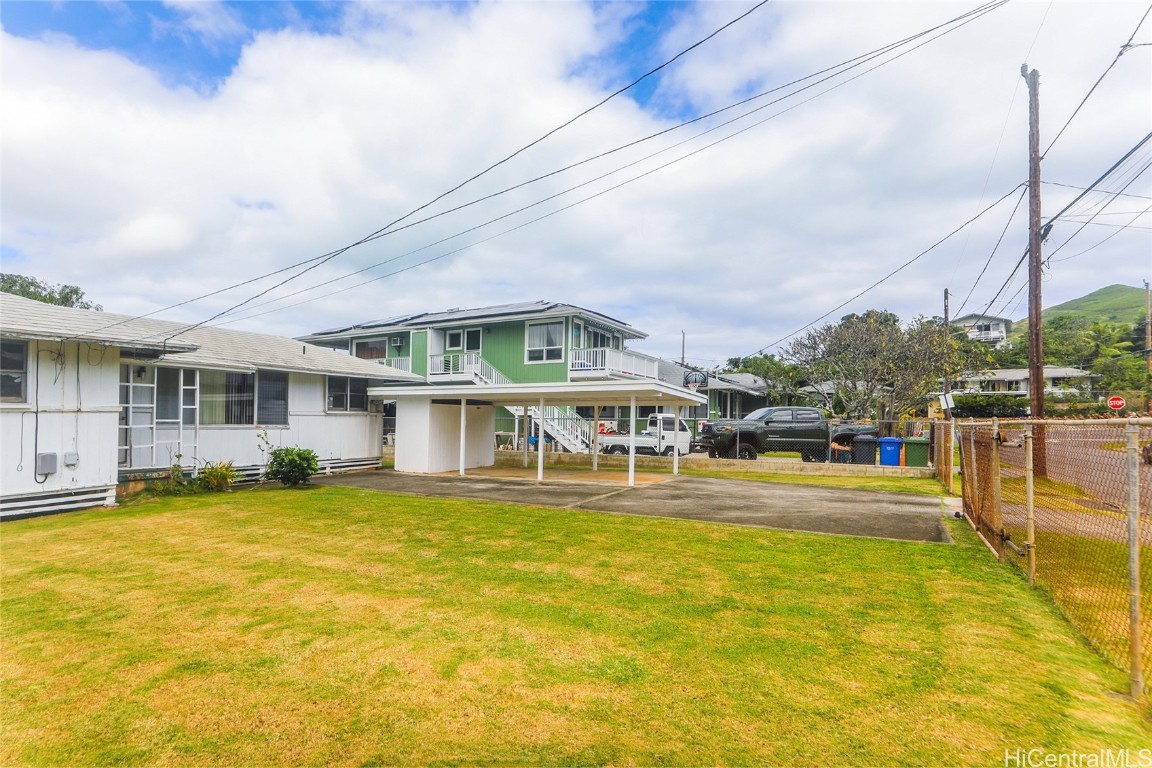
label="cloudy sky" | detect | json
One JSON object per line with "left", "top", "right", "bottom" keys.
{"left": 2, "top": 0, "right": 1149, "bottom": 367}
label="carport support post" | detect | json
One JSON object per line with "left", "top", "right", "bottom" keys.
{"left": 459, "top": 398, "right": 467, "bottom": 476}
{"left": 1024, "top": 425, "right": 1036, "bottom": 585}
{"left": 522, "top": 403, "right": 530, "bottom": 468}
{"left": 628, "top": 395, "right": 636, "bottom": 487}
{"left": 537, "top": 397, "right": 545, "bottom": 482}
{"left": 673, "top": 405, "right": 681, "bottom": 475}
{"left": 592, "top": 404, "right": 600, "bottom": 472}
{"left": 1125, "top": 421, "right": 1144, "bottom": 699}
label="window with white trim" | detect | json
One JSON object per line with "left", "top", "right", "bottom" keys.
{"left": 1, "top": 341, "right": 28, "bottom": 402}
{"left": 526, "top": 321, "right": 563, "bottom": 362}
{"left": 446, "top": 330, "right": 463, "bottom": 350}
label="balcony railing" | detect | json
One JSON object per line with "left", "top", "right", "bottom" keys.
{"left": 379, "top": 356, "right": 411, "bottom": 373}
{"left": 570, "top": 347, "right": 660, "bottom": 380}
{"left": 429, "top": 352, "right": 481, "bottom": 377}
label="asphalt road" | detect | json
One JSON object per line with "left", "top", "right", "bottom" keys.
{"left": 315, "top": 470, "right": 951, "bottom": 543}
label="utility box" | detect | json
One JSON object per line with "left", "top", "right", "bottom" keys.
{"left": 36, "top": 452, "right": 58, "bottom": 475}
{"left": 63, "top": 451, "right": 80, "bottom": 468}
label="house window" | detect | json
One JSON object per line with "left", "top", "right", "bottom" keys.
{"left": 571, "top": 321, "right": 583, "bottom": 350}
{"left": 1, "top": 341, "right": 28, "bottom": 403}
{"left": 200, "top": 371, "right": 255, "bottom": 425}
{"left": 526, "top": 321, "right": 563, "bottom": 362}
{"left": 446, "top": 330, "right": 463, "bottom": 350}
{"left": 464, "top": 328, "right": 481, "bottom": 353}
{"left": 355, "top": 339, "right": 389, "bottom": 360}
{"left": 257, "top": 371, "right": 289, "bottom": 426}
{"left": 328, "top": 377, "right": 369, "bottom": 412}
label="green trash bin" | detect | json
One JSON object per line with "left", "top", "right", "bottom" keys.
{"left": 904, "top": 436, "right": 930, "bottom": 467}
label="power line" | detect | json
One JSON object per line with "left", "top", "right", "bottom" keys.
{"left": 214, "top": 1, "right": 1009, "bottom": 329}
{"left": 1042, "top": 180, "right": 1152, "bottom": 200}
{"left": 1042, "top": 2, "right": 1152, "bottom": 158}
{"left": 748, "top": 183, "right": 1026, "bottom": 356}
{"left": 59, "top": 0, "right": 775, "bottom": 345}
{"left": 218, "top": 0, "right": 1012, "bottom": 324}
{"left": 953, "top": 185, "right": 1028, "bottom": 319}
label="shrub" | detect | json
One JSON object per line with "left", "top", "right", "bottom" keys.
{"left": 197, "top": 461, "right": 237, "bottom": 492}
{"left": 265, "top": 447, "right": 320, "bottom": 487}
{"left": 951, "top": 394, "right": 1030, "bottom": 419}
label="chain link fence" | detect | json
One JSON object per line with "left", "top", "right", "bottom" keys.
{"left": 956, "top": 417, "right": 1151, "bottom": 698}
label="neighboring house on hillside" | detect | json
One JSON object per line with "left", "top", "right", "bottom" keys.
{"left": 300, "top": 301, "right": 707, "bottom": 457}
{"left": 0, "top": 292, "right": 419, "bottom": 519}
{"left": 951, "top": 366, "right": 1097, "bottom": 395}
{"left": 951, "top": 313, "right": 1013, "bottom": 346}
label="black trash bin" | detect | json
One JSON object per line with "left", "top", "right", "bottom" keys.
{"left": 852, "top": 434, "right": 878, "bottom": 465}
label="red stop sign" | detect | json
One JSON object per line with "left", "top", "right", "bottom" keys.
{"left": 1107, "top": 396, "right": 1126, "bottom": 411}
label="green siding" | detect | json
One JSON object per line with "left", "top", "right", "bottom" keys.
{"left": 386, "top": 331, "right": 411, "bottom": 360}
{"left": 411, "top": 331, "right": 428, "bottom": 377}
{"left": 477, "top": 320, "right": 567, "bottom": 384}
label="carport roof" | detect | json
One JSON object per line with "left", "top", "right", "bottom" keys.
{"left": 368, "top": 380, "right": 707, "bottom": 407}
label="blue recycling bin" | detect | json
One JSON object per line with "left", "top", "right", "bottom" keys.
{"left": 879, "top": 437, "right": 903, "bottom": 467}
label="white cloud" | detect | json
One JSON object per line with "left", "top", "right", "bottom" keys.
{"left": 1, "top": 0, "right": 1149, "bottom": 368}
{"left": 159, "top": 0, "right": 246, "bottom": 44}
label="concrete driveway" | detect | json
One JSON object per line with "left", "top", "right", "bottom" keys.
{"left": 316, "top": 469, "right": 951, "bottom": 543}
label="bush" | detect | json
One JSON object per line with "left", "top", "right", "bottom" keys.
{"left": 265, "top": 447, "right": 319, "bottom": 487}
{"left": 197, "top": 461, "right": 237, "bottom": 491}
{"left": 951, "top": 394, "right": 1030, "bottom": 419}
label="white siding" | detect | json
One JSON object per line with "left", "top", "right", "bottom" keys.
{"left": 0, "top": 341, "right": 120, "bottom": 501}
{"left": 394, "top": 397, "right": 495, "bottom": 474}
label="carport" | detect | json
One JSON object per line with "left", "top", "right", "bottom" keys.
{"left": 369, "top": 380, "right": 706, "bottom": 487}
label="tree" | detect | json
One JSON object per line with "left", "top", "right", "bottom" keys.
{"left": 724, "top": 353, "right": 808, "bottom": 406}
{"left": 783, "top": 311, "right": 988, "bottom": 420}
{"left": 0, "top": 273, "right": 102, "bottom": 310}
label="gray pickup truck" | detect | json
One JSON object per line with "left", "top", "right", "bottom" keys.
{"left": 694, "top": 406, "right": 878, "bottom": 461}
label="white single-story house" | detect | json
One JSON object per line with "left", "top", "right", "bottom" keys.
{"left": 951, "top": 366, "right": 1097, "bottom": 395}
{"left": 0, "top": 293, "right": 419, "bottom": 519}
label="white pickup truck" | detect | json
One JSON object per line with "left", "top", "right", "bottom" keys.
{"left": 597, "top": 413, "right": 693, "bottom": 456}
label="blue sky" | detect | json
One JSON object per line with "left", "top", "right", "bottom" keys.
{"left": 0, "top": 1, "right": 686, "bottom": 104}
{"left": 1, "top": 1, "right": 1149, "bottom": 364}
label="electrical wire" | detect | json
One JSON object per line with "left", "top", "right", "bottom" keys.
{"left": 953, "top": 185, "right": 1028, "bottom": 319}
{"left": 109, "top": 0, "right": 1011, "bottom": 343}
{"left": 217, "top": 2, "right": 1012, "bottom": 325}
{"left": 748, "top": 183, "right": 1026, "bottom": 356}
{"left": 1042, "top": 2, "right": 1152, "bottom": 158}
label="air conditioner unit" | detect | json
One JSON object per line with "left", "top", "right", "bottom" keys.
{"left": 390, "top": 337, "right": 402, "bottom": 347}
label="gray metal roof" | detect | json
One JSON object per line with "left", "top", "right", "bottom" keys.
{"left": 0, "top": 292, "right": 421, "bottom": 380}
{"left": 301, "top": 300, "right": 646, "bottom": 342}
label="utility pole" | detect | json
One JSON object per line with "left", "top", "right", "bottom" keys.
{"left": 681, "top": 330, "right": 686, "bottom": 367}
{"left": 1023, "top": 63, "right": 1047, "bottom": 476}
{"left": 943, "top": 288, "right": 953, "bottom": 419}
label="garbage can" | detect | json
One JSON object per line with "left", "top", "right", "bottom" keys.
{"left": 904, "top": 436, "right": 930, "bottom": 467}
{"left": 851, "top": 435, "right": 878, "bottom": 465}
{"left": 879, "top": 437, "right": 903, "bottom": 466}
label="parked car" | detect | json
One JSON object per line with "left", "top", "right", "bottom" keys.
{"left": 694, "top": 407, "right": 878, "bottom": 461}
{"left": 598, "top": 413, "right": 693, "bottom": 456}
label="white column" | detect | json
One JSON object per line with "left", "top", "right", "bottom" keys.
{"left": 673, "top": 404, "right": 681, "bottom": 475}
{"left": 592, "top": 404, "right": 600, "bottom": 471}
{"left": 522, "top": 404, "right": 530, "bottom": 468}
{"left": 537, "top": 397, "right": 545, "bottom": 482}
{"left": 628, "top": 395, "right": 636, "bottom": 487}
{"left": 459, "top": 398, "right": 467, "bottom": 476}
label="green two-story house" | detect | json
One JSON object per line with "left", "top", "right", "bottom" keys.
{"left": 301, "top": 301, "right": 673, "bottom": 452}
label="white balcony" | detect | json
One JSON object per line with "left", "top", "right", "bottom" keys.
{"left": 569, "top": 347, "right": 660, "bottom": 380}
{"left": 428, "top": 352, "right": 481, "bottom": 382}
{"left": 379, "top": 356, "right": 411, "bottom": 373}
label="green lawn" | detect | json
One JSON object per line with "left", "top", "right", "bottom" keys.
{"left": 3, "top": 486, "right": 1149, "bottom": 765}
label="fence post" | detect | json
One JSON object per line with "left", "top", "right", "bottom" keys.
{"left": 990, "top": 417, "right": 1004, "bottom": 562}
{"left": 967, "top": 418, "right": 978, "bottom": 521}
{"left": 1125, "top": 421, "right": 1144, "bottom": 699}
{"left": 944, "top": 420, "right": 954, "bottom": 496}
{"left": 1024, "top": 424, "right": 1036, "bottom": 586}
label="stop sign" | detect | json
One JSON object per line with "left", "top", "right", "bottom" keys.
{"left": 1107, "top": 396, "right": 1126, "bottom": 411}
